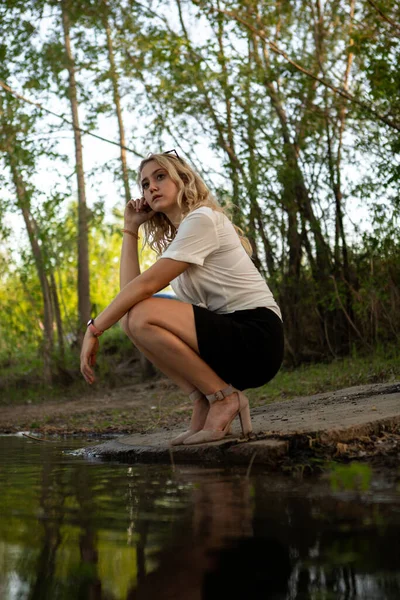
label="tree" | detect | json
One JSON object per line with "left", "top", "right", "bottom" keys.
{"left": 60, "top": 0, "right": 91, "bottom": 336}
{"left": 0, "top": 94, "right": 55, "bottom": 383}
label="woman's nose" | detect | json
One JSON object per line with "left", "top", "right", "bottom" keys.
{"left": 149, "top": 180, "right": 159, "bottom": 192}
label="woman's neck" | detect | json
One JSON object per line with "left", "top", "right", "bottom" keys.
{"left": 163, "top": 206, "right": 183, "bottom": 228}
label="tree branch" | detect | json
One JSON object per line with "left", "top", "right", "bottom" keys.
{"left": 365, "top": 0, "right": 400, "bottom": 33}
{"left": 200, "top": 3, "right": 400, "bottom": 131}
{"left": 0, "top": 79, "right": 142, "bottom": 156}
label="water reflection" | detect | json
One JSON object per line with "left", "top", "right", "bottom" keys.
{"left": 1, "top": 436, "right": 400, "bottom": 599}
{"left": 131, "top": 474, "right": 292, "bottom": 600}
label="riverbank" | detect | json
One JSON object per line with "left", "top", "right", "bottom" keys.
{"left": 80, "top": 381, "right": 400, "bottom": 470}
{"left": 2, "top": 374, "right": 399, "bottom": 471}
{"left": 1, "top": 347, "right": 400, "bottom": 437}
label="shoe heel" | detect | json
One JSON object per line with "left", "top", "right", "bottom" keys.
{"left": 238, "top": 392, "right": 253, "bottom": 436}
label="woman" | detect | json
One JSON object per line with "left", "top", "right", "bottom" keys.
{"left": 80, "top": 151, "right": 284, "bottom": 445}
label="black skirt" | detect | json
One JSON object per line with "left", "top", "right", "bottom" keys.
{"left": 193, "top": 306, "right": 284, "bottom": 391}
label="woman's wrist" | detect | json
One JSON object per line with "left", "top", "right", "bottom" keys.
{"left": 122, "top": 228, "right": 140, "bottom": 240}
{"left": 87, "top": 318, "right": 104, "bottom": 337}
{"left": 123, "top": 223, "right": 139, "bottom": 233}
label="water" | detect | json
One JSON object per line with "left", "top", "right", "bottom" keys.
{"left": 1, "top": 435, "right": 400, "bottom": 599}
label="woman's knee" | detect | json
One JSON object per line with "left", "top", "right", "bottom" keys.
{"left": 124, "top": 300, "right": 152, "bottom": 339}
{"left": 120, "top": 313, "right": 131, "bottom": 337}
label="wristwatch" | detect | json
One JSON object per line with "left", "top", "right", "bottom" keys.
{"left": 87, "top": 318, "right": 104, "bottom": 337}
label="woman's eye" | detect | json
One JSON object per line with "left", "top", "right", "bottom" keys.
{"left": 142, "top": 182, "right": 149, "bottom": 190}
{"left": 157, "top": 173, "right": 165, "bottom": 180}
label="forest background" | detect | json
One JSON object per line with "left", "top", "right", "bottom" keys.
{"left": 0, "top": 0, "right": 399, "bottom": 403}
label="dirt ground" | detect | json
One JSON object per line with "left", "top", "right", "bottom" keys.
{"left": 0, "top": 378, "right": 191, "bottom": 434}
{"left": 2, "top": 378, "right": 400, "bottom": 446}
{"left": 3, "top": 378, "right": 400, "bottom": 470}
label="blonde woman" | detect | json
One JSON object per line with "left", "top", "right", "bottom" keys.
{"left": 80, "top": 151, "right": 284, "bottom": 445}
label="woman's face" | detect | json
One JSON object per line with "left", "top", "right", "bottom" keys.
{"left": 140, "top": 160, "right": 179, "bottom": 214}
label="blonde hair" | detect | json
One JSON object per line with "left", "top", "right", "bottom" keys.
{"left": 137, "top": 152, "right": 252, "bottom": 256}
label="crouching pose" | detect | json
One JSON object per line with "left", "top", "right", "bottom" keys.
{"left": 80, "top": 151, "right": 284, "bottom": 445}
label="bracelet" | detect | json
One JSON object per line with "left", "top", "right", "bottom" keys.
{"left": 87, "top": 318, "right": 104, "bottom": 337}
{"left": 122, "top": 228, "right": 140, "bottom": 240}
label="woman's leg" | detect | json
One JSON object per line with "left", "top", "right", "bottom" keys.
{"left": 121, "top": 298, "right": 219, "bottom": 392}
{"left": 121, "top": 298, "right": 241, "bottom": 431}
{"left": 127, "top": 337, "right": 209, "bottom": 434}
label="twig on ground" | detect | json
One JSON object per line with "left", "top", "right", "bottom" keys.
{"left": 246, "top": 451, "right": 258, "bottom": 478}
{"left": 169, "top": 447, "right": 176, "bottom": 472}
{"left": 22, "top": 433, "right": 55, "bottom": 442}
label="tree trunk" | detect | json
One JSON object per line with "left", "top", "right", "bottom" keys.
{"left": 176, "top": 0, "right": 246, "bottom": 228}
{"left": 244, "top": 36, "right": 266, "bottom": 276}
{"left": 253, "top": 32, "right": 332, "bottom": 280}
{"left": 9, "top": 161, "right": 54, "bottom": 384}
{"left": 50, "top": 270, "right": 65, "bottom": 366}
{"left": 254, "top": 200, "right": 276, "bottom": 277}
{"left": 215, "top": 8, "right": 243, "bottom": 224}
{"left": 61, "top": 0, "right": 91, "bottom": 337}
{"left": 103, "top": 8, "right": 131, "bottom": 203}
{"left": 318, "top": 0, "right": 355, "bottom": 352}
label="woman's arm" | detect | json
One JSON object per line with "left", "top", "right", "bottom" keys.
{"left": 80, "top": 257, "right": 189, "bottom": 383}
{"left": 120, "top": 227, "right": 140, "bottom": 288}
{"left": 120, "top": 197, "right": 154, "bottom": 288}
{"left": 99, "top": 257, "right": 188, "bottom": 330}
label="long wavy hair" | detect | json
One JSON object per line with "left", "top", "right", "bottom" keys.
{"left": 137, "top": 153, "right": 252, "bottom": 256}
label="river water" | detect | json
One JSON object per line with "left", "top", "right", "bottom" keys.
{"left": 1, "top": 435, "right": 400, "bottom": 599}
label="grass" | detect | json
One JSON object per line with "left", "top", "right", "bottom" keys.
{"left": 247, "top": 345, "right": 400, "bottom": 406}
{"left": 2, "top": 343, "right": 400, "bottom": 408}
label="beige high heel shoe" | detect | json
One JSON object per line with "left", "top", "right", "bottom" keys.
{"left": 183, "top": 384, "right": 253, "bottom": 445}
{"left": 169, "top": 389, "right": 208, "bottom": 446}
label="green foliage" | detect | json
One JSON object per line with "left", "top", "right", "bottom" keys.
{"left": 329, "top": 462, "right": 372, "bottom": 493}
{"left": 0, "top": 0, "right": 399, "bottom": 388}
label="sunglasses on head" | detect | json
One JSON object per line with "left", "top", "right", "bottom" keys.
{"left": 163, "top": 149, "right": 181, "bottom": 160}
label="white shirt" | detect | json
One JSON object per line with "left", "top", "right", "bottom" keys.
{"left": 160, "top": 207, "right": 282, "bottom": 318}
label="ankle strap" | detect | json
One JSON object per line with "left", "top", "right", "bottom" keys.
{"left": 189, "top": 389, "right": 203, "bottom": 402}
{"left": 206, "top": 385, "right": 234, "bottom": 404}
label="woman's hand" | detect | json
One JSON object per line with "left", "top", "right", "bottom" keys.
{"left": 124, "top": 197, "right": 155, "bottom": 229}
{"left": 80, "top": 332, "right": 100, "bottom": 384}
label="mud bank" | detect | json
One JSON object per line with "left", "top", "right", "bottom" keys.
{"left": 80, "top": 382, "right": 400, "bottom": 468}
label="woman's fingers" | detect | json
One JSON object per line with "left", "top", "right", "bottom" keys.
{"left": 130, "top": 197, "right": 148, "bottom": 212}
{"left": 80, "top": 336, "right": 99, "bottom": 384}
{"left": 81, "top": 360, "right": 94, "bottom": 384}
{"left": 83, "top": 361, "right": 95, "bottom": 384}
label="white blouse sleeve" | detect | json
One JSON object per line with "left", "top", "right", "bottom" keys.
{"left": 160, "top": 209, "right": 220, "bottom": 265}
